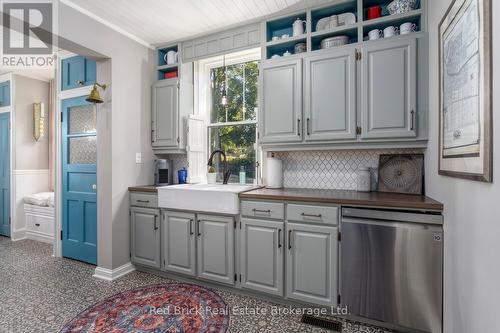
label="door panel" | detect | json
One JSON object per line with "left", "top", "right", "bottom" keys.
{"left": 305, "top": 49, "right": 357, "bottom": 141}
{"left": 241, "top": 218, "right": 284, "bottom": 296}
{"left": 361, "top": 38, "right": 417, "bottom": 139}
{"left": 286, "top": 223, "right": 338, "bottom": 306}
{"left": 131, "top": 207, "right": 160, "bottom": 268}
{"left": 162, "top": 211, "right": 196, "bottom": 276}
{"left": 61, "top": 97, "right": 97, "bottom": 265}
{"left": 0, "top": 113, "right": 10, "bottom": 237}
{"left": 260, "top": 59, "right": 302, "bottom": 143}
{"left": 197, "top": 214, "right": 234, "bottom": 285}
{"left": 0, "top": 81, "right": 11, "bottom": 107}
{"left": 152, "top": 80, "right": 178, "bottom": 147}
{"left": 61, "top": 56, "right": 96, "bottom": 90}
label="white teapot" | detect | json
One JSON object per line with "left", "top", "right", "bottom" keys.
{"left": 292, "top": 18, "right": 306, "bottom": 36}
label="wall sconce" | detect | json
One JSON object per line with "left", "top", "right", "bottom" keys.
{"left": 33, "top": 102, "right": 45, "bottom": 141}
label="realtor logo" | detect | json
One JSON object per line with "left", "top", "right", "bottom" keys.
{"left": 1, "top": 1, "right": 55, "bottom": 68}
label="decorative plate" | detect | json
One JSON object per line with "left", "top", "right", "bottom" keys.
{"left": 377, "top": 154, "right": 424, "bottom": 194}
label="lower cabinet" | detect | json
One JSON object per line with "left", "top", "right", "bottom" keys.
{"left": 240, "top": 218, "right": 284, "bottom": 296}
{"left": 286, "top": 222, "right": 338, "bottom": 306}
{"left": 130, "top": 207, "right": 161, "bottom": 269}
{"left": 197, "top": 214, "right": 235, "bottom": 285}
{"left": 161, "top": 211, "right": 196, "bottom": 276}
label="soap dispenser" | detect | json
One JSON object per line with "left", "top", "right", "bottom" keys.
{"left": 239, "top": 166, "right": 246, "bottom": 184}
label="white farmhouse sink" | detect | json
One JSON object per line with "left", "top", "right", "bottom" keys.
{"left": 157, "top": 183, "right": 260, "bottom": 215}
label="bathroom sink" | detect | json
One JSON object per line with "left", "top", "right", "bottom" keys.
{"left": 157, "top": 183, "right": 260, "bottom": 215}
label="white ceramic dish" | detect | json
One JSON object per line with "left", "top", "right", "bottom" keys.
{"left": 321, "top": 35, "right": 349, "bottom": 49}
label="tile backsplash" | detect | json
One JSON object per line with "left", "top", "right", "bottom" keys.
{"left": 273, "top": 149, "right": 424, "bottom": 190}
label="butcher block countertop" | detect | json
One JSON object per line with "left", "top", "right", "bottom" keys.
{"left": 239, "top": 188, "right": 443, "bottom": 211}
{"left": 128, "top": 185, "right": 158, "bottom": 193}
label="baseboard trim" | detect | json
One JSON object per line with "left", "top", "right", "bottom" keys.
{"left": 11, "top": 228, "right": 26, "bottom": 241}
{"left": 93, "top": 262, "right": 135, "bottom": 281}
{"left": 26, "top": 231, "right": 53, "bottom": 244}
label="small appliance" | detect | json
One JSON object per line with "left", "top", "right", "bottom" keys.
{"left": 155, "top": 159, "right": 173, "bottom": 186}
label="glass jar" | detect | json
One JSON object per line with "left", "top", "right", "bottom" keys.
{"left": 357, "top": 167, "right": 371, "bottom": 192}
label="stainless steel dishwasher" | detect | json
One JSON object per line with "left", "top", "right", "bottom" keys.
{"left": 341, "top": 207, "right": 443, "bottom": 333}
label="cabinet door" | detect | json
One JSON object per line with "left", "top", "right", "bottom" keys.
{"left": 286, "top": 223, "right": 338, "bottom": 306}
{"left": 360, "top": 38, "right": 417, "bottom": 139}
{"left": 240, "top": 218, "right": 284, "bottom": 296}
{"left": 304, "top": 49, "right": 357, "bottom": 141}
{"left": 197, "top": 214, "right": 234, "bottom": 285}
{"left": 0, "top": 81, "right": 10, "bottom": 107}
{"left": 61, "top": 56, "right": 96, "bottom": 90}
{"left": 130, "top": 207, "right": 160, "bottom": 268}
{"left": 152, "top": 79, "right": 179, "bottom": 147}
{"left": 260, "top": 58, "right": 302, "bottom": 143}
{"left": 161, "top": 211, "right": 196, "bottom": 276}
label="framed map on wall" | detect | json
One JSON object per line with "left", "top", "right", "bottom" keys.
{"left": 439, "top": 0, "right": 492, "bottom": 182}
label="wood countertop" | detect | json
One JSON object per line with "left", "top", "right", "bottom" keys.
{"left": 128, "top": 185, "right": 158, "bottom": 193}
{"left": 239, "top": 188, "right": 443, "bottom": 211}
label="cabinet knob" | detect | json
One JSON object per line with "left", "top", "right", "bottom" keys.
{"left": 75, "top": 80, "right": 85, "bottom": 86}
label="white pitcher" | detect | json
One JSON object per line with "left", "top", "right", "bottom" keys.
{"left": 292, "top": 18, "right": 306, "bottom": 36}
{"left": 165, "top": 51, "right": 178, "bottom": 65}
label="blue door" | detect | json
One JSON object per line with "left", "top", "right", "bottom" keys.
{"left": 61, "top": 97, "right": 97, "bottom": 264}
{"left": 0, "top": 113, "right": 10, "bottom": 237}
{"left": 0, "top": 81, "right": 11, "bottom": 107}
{"left": 61, "top": 56, "right": 96, "bottom": 91}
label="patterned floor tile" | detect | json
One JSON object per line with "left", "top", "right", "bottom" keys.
{"left": 0, "top": 236, "right": 394, "bottom": 333}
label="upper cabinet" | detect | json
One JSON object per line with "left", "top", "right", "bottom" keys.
{"left": 0, "top": 81, "right": 10, "bottom": 107}
{"left": 61, "top": 56, "right": 96, "bottom": 91}
{"left": 151, "top": 62, "right": 194, "bottom": 154}
{"left": 152, "top": 79, "right": 179, "bottom": 148}
{"left": 259, "top": 58, "right": 303, "bottom": 143}
{"left": 360, "top": 38, "right": 417, "bottom": 139}
{"left": 304, "top": 48, "right": 357, "bottom": 141}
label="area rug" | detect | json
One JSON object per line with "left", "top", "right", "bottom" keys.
{"left": 60, "top": 283, "right": 229, "bottom": 333}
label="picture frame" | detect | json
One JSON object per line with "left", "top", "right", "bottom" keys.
{"left": 438, "top": 0, "right": 492, "bottom": 182}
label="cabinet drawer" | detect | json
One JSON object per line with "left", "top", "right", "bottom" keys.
{"left": 130, "top": 192, "right": 158, "bottom": 208}
{"left": 241, "top": 201, "right": 285, "bottom": 220}
{"left": 287, "top": 204, "right": 338, "bottom": 225}
{"left": 26, "top": 215, "right": 54, "bottom": 235}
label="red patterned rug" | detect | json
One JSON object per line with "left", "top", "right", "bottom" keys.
{"left": 60, "top": 283, "right": 230, "bottom": 333}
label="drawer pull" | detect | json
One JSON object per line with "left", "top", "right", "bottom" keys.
{"left": 189, "top": 219, "right": 194, "bottom": 235}
{"left": 136, "top": 200, "right": 150, "bottom": 203}
{"left": 153, "top": 216, "right": 158, "bottom": 230}
{"left": 35, "top": 223, "right": 40, "bottom": 227}
{"left": 278, "top": 229, "right": 282, "bottom": 249}
{"left": 288, "top": 230, "right": 293, "bottom": 250}
{"left": 301, "top": 212, "right": 322, "bottom": 219}
{"left": 252, "top": 208, "right": 271, "bottom": 214}
{"left": 197, "top": 220, "right": 201, "bottom": 237}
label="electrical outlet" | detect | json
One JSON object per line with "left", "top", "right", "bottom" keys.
{"left": 135, "top": 153, "right": 142, "bottom": 164}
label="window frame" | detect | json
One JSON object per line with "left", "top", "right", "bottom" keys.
{"left": 197, "top": 49, "right": 260, "bottom": 184}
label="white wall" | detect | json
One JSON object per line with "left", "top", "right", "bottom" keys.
{"left": 57, "top": 3, "right": 155, "bottom": 270}
{"left": 13, "top": 75, "right": 49, "bottom": 170}
{"left": 426, "top": 1, "right": 499, "bottom": 332}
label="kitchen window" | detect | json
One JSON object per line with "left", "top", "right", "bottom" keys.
{"left": 203, "top": 51, "right": 259, "bottom": 184}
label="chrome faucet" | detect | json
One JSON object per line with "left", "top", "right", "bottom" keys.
{"left": 208, "top": 150, "right": 231, "bottom": 184}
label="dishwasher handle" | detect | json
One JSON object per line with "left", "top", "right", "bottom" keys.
{"left": 342, "top": 207, "right": 443, "bottom": 225}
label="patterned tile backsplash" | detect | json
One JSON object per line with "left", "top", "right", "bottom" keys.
{"left": 169, "top": 154, "right": 188, "bottom": 184}
{"left": 273, "top": 149, "right": 425, "bottom": 190}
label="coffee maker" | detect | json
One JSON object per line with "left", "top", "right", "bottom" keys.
{"left": 154, "top": 159, "right": 172, "bottom": 186}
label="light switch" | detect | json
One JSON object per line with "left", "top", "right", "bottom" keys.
{"left": 135, "top": 153, "right": 142, "bottom": 164}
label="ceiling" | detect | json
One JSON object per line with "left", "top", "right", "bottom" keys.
{"left": 63, "top": 0, "right": 332, "bottom": 47}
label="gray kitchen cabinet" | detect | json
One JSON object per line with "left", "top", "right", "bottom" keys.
{"left": 130, "top": 207, "right": 161, "bottom": 269}
{"left": 360, "top": 38, "right": 417, "bottom": 139}
{"left": 286, "top": 222, "right": 338, "bottom": 306}
{"left": 240, "top": 218, "right": 284, "bottom": 296}
{"left": 259, "top": 58, "right": 303, "bottom": 143}
{"left": 197, "top": 214, "right": 235, "bottom": 285}
{"left": 152, "top": 79, "right": 178, "bottom": 147}
{"left": 304, "top": 48, "right": 357, "bottom": 141}
{"left": 161, "top": 211, "right": 196, "bottom": 276}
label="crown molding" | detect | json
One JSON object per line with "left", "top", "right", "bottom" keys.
{"left": 60, "top": 0, "right": 154, "bottom": 49}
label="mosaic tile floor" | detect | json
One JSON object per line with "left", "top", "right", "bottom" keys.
{"left": 0, "top": 236, "right": 393, "bottom": 333}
